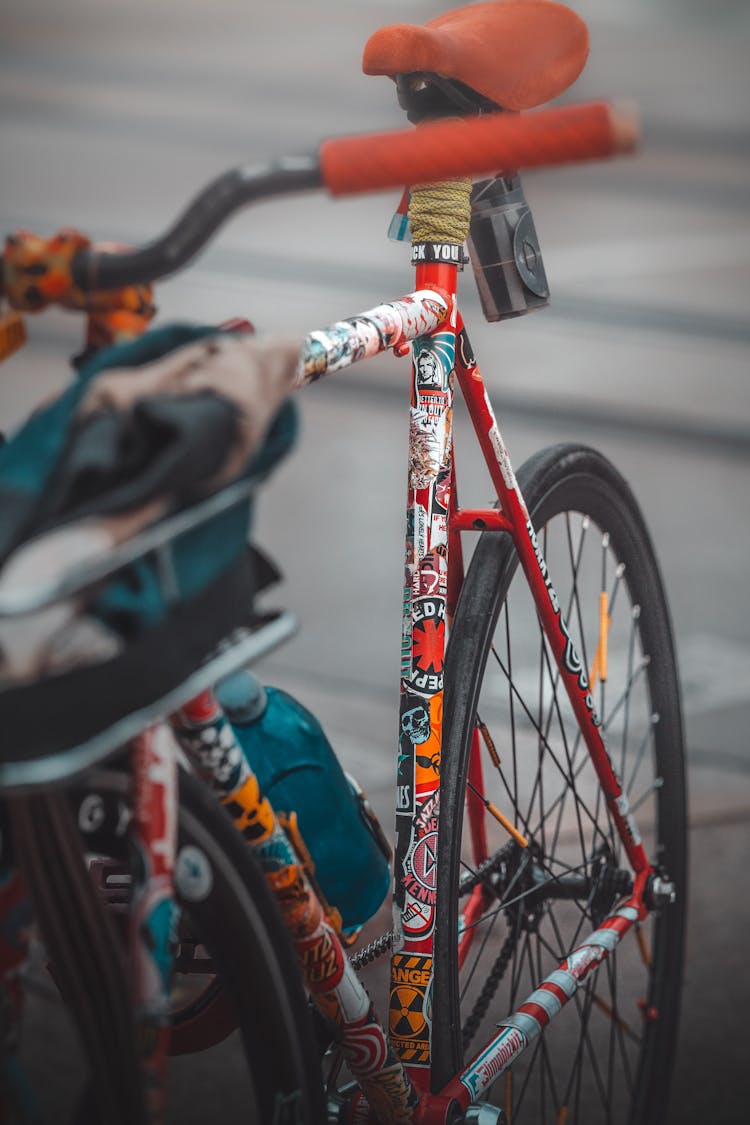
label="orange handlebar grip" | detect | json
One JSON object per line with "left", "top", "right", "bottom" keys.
{"left": 319, "top": 101, "right": 638, "bottom": 196}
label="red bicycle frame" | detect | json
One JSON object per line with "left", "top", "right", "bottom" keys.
{"left": 398, "top": 261, "right": 651, "bottom": 1111}
{"left": 292, "top": 264, "right": 657, "bottom": 1116}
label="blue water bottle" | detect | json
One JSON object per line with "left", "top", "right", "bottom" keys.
{"left": 216, "top": 670, "right": 391, "bottom": 936}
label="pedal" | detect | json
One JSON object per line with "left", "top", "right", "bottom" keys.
{"left": 88, "top": 857, "right": 132, "bottom": 913}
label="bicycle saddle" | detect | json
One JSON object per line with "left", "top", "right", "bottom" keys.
{"left": 362, "top": 0, "right": 589, "bottom": 113}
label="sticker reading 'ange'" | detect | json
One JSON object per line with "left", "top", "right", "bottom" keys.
{"left": 389, "top": 953, "right": 432, "bottom": 1065}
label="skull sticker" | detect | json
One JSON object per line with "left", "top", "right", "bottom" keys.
{"left": 401, "top": 704, "right": 431, "bottom": 745}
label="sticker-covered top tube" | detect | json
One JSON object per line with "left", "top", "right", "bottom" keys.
{"left": 295, "top": 290, "right": 448, "bottom": 385}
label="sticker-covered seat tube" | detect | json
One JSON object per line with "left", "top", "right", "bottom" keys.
{"left": 392, "top": 248, "right": 459, "bottom": 1089}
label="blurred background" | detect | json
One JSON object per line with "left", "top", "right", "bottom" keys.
{"left": 1, "top": 0, "right": 748, "bottom": 1120}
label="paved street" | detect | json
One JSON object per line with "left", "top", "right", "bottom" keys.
{"left": 1, "top": 1, "right": 749, "bottom": 1121}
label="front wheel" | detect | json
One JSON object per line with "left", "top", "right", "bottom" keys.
{"left": 433, "top": 444, "right": 687, "bottom": 1124}
{"left": 68, "top": 766, "right": 326, "bottom": 1124}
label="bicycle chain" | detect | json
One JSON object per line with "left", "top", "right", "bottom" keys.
{"left": 350, "top": 929, "right": 394, "bottom": 970}
{"left": 459, "top": 843, "right": 528, "bottom": 1051}
{"left": 459, "top": 839, "right": 518, "bottom": 897}
{"left": 349, "top": 843, "right": 522, "bottom": 1039}
{"left": 462, "top": 922, "right": 519, "bottom": 1050}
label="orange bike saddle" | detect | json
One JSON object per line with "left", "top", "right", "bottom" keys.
{"left": 362, "top": 0, "right": 589, "bottom": 112}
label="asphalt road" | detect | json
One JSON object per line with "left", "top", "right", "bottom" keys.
{"left": 1, "top": 1, "right": 749, "bottom": 1121}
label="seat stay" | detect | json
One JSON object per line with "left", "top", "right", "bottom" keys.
{"left": 453, "top": 311, "right": 652, "bottom": 880}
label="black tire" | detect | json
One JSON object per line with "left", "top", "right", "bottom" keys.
{"left": 434, "top": 444, "right": 687, "bottom": 1124}
{"left": 71, "top": 766, "right": 326, "bottom": 1125}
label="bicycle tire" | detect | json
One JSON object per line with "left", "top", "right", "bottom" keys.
{"left": 433, "top": 443, "right": 687, "bottom": 1124}
{"left": 10, "top": 790, "right": 146, "bottom": 1125}
{"left": 70, "top": 765, "right": 326, "bottom": 1125}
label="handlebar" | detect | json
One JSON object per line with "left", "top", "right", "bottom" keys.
{"left": 13, "top": 101, "right": 637, "bottom": 297}
{"left": 319, "top": 100, "right": 636, "bottom": 195}
{"left": 70, "top": 157, "right": 323, "bottom": 293}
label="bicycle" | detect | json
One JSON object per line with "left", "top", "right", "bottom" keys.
{"left": 0, "top": 3, "right": 686, "bottom": 1123}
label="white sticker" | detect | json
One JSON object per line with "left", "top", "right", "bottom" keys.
{"left": 488, "top": 424, "right": 517, "bottom": 489}
{"left": 175, "top": 845, "right": 213, "bottom": 902}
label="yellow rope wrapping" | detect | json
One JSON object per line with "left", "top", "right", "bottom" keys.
{"left": 409, "top": 178, "right": 473, "bottom": 244}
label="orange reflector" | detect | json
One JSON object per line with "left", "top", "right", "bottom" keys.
{"left": 599, "top": 590, "right": 609, "bottom": 682}
{"left": 635, "top": 923, "right": 652, "bottom": 969}
{"left": 478, "top": 719, "right": 501, "bottom": 769}
{"left": 593, "top": 994, "right": 639, "bottom": 1042}
{"left": 589, "top": 592, "right": 611, "bottom": 691}
{"left": 0, "top": 309, "right": 26, "bottom": 362}
{"left": 486, "top": 801, "right": 528, "bottom": 849}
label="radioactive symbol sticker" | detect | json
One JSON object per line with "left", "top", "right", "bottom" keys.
{"left": 389, "top": 954, "right": 432, "bottom": 1065}
{"left": 390, "top": 985, "right": 426, "bottom": 1039}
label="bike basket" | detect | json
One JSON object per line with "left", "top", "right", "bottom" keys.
{"left": 0, "top": 325, "right": 298, "bottom": 788}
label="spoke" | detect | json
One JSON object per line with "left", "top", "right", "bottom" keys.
{"left": 605, "top": 952, "right": 637, "bottom": 1096}
{"left": 508, "top": 900, "right": 526, "bottom": 1013}
{"left": 511, "top": 938, "right": 546, "bottom": 1118}
{"left": 489, "top": 646, "right": 608, "bottom": 844}
{"left": 531, "top": 750, "right": 590, "bottom": 845}
{"left": 456, "top": 859, "right": 593, "bottom": 937}
{"left": 601, "top": 653, "right": 649, "bottom": 735}
{"left": 626, "top": 716, "right": 659, "bottom": 798}
{"left": 609, "top": 562, "right": 625, "bottom": 618}
{"left": 536, "top": 515, "right": 594, "bottom": 795}
{"left": 537, "top": 635, "right": 598, "bottom": 874}
{"left": 546, "top": 913, "right": 616, "bottom": 1125}
{"left": 566, "top": 885, "right": 597, "bottom": 953}
{"left": 578, "top": 976, "right": 614, "bottom": 1124}
{"left": 514, "top": 1027, "right": 546, "bottom": 1119}
{"left": 619, "top": 603, "right": 639, "bottom": 781}
{"left": 536, "top": 931, "right": 562, "bottom": 1118}
{"left": 540, "top": 916, "right": 612, "bottom": 1121}
{"left": 509, "top": 928, "right": 534, "bottom": 1015}
{"left": 605, "top": 949, "right": 616, "bottom": 1115}
{"left": 565, "top": 512, "right": 589, "bottom": 595}
{"left": 630, "top": 777, "right": 663, "bottom": 816}
{"left": 592, "top": 993, "right": 641, "bottom": 1046}
{"left": 458, "top": 889, "right": 505, "bottom": 1005}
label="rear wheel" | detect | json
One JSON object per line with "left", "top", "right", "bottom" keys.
{"left": 434, "top": 444, "right": 687, "bottom": 1124}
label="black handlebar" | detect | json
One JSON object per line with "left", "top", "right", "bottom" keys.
{"left": 71, "top": 156, "right": 322, "bottom": 293}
